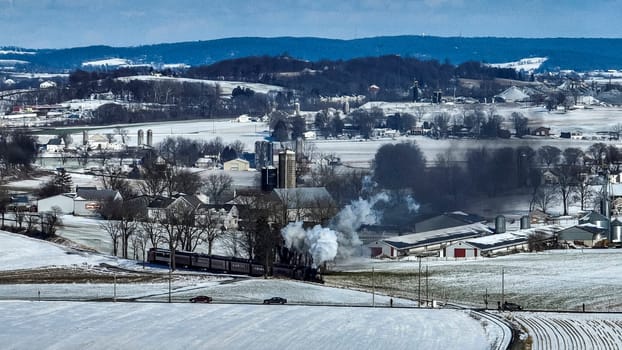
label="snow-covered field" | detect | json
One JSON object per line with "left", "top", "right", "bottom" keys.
{"left": 332, "top": 249, "right": 622, "bottom": 312}
{"left": 37, "top": 103, "right": 622, "bottom": 169}
{"left": 0, "top": 231, "right": 509, "bottom": 349}
{"left": 0, "top": 301, "right": 494, "bottom": 350}
{"left": 0, "top": 230, "right": 122, "bottom": 271}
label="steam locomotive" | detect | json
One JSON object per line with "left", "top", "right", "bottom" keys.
{"left": 147, "top": 248, "right": 322, "bottom": 282}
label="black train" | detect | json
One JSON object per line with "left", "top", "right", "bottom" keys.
{"left": 147, "top": 248, "right": 322, "bottom": 282}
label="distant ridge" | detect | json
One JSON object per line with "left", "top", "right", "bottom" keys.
{"left": 1, "top": 36, "right": 622, "bottom": 72}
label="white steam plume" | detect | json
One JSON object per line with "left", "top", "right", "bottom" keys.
{"left": 281, "top": 221, "right": 339, "bottom": 265}
{"left": 281, "top": 192, "right": 390, "bottom": 264}
{"left": 405, "top": 194, "right": 420, "bottom": 213}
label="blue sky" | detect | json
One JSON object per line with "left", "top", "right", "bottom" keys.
{"left": 1, "top": 0, "right": 621, "bottom": 48}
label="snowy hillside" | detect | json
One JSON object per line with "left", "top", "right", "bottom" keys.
{"left": 0, "top": 231, "right": 124, "bottom": 271}
{"left": 81, "top": 58, "right": 132, "bottom": 68}
{"left": 488, "top": 57, "right": 548, "bottom": 73}
{"left": 116, "top": 75, "right": 284, "bottom": 95}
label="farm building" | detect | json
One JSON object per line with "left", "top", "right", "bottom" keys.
{"left": 223, "top": 158, "right": 250, "bottom": 171}
{"left": 367, "top": 222, "right": 493, "bottom": 258}
{"left": 557, "top": 224, "right": 607, "bottom": 248}
{"left": 37, "top": 188, "right": 122, "bottom": 216}
{"left": 37, "top": 194, "right": 76, "bottom": 214}
{"left": 146, "top": 193, "right": 206, "bottom": 221}
{"left": 45, "top": 138, "right": 65, "bottom": 152}
{"left": 442, "top": 225, "right": 563, "bottom": 258}
{"left": 73, "top": 188, "right": 122, "bottom": 216}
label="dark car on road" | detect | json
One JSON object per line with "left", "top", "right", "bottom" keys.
{"left": 189, "top": 296, "right": 213, "bottom": 303}
{"left": 502, "top": 301, "right": 522, "bottom": 311}
{"left": 263, "top": 297, "right": 287, "bottom": 304}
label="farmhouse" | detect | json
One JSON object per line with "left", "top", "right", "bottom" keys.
{"left": 531, "top": 127, "right": 551, "bottom": 137}
{"left": 146, "top": 193, "right": 206, "bottom": 221}
{"left": 45, "top": 138, "right": 65, "bottom": 152}
{"left": 367, "top": 222, "right": 493, "bottom": 258}
{"left": 197, "top": 204, "right": 240, "bottom": 231}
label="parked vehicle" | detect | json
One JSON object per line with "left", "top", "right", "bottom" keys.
{"left": 189, "top": 295, "right": 213, "bottom": 303}
{"left": 263, "top": 297, "right": 287, "bottom": 304}
{"left": 502, "top": 301, "right": 522, "bottom": 311}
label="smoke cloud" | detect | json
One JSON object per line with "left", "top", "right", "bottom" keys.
{"left": 281, "top": 222, "right": 339, "bottom": 266}
{"left": 281, "top": 192, "right": 390, "bottom": 264}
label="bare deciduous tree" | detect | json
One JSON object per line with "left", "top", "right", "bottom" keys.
{"left": 204, "top": 173, "right": 233, "bottom": 204}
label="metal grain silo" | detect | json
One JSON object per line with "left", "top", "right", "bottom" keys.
{"left": 520, "top": 215, "right": 531, "bottom": 230}
{"left": 495, "top": 215, "right": 506, "bottom": 234}
{"left": 137, "top": 129, "right": 144, "bottom": 146}
{"left": 611, "top": 219, "right": 622, "bottom": 243}
{"left": 146, "top": 129, "right": 153, "bottom": 147}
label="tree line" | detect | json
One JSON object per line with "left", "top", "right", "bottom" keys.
{"left": 372, "top": 141, "right": 616, "bottom": 217}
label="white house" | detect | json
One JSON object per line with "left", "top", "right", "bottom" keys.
{"left": 236, "top": 114, "right": 251, "bottom": 123}
{"left": 146, "top": 194, "right": 205, "bottom": 221}
{"left": 45, "top": 138, "right": 65, "bottom": 153}
{"left": 195, "top": 157, "right": 214, "bottom": 168}
{"left": 303, "top": 131, "right": 317, "bottom": 140}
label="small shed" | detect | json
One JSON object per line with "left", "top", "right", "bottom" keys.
{"left": 223, "top": 158, "right": 250, "bottom": 171}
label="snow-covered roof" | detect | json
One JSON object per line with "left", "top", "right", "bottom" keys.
{"left": 464, "top": 225, "right": 563, "bottom": 251}
{"left": 495, "top": 86, "right": 530, "bottom": 102}
{"left": 487, "top": 57, "right": 548, "bottom": 73}
{"left": 382, "top": 222, "right": 493, "bottom": 250}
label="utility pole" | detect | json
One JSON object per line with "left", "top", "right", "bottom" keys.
{"left": 372, "top": 266, "right": 375, "bottom": 307}
{"left": 113, "top": 274, "right": 117, "bottom": 302}
{"left": 425, "top": 265, "right": 429, "bottom": 307}
{"left": 168, "top": 256, "right": 172, "bottom": 303}
{"left": 501, "top": 267, "right": 505, "bottom": 306}
{"left": 418, "top": 256, "right": 422, "bottom": 308}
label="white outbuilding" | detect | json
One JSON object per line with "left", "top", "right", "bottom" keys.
{"left": 37, "top": 194, "right": 75, "bottom": 214}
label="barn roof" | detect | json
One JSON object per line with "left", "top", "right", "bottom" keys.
{"left": 75, "top": 188, "right": 120, "bottom": 202}
{"left": 464, "top": 225, "right": 563, "bottom": 251}
{"left": 382, "top": 222, "right": 492, "bottom": 250}
{"left": 413, "top": 211, "right": 486, "bottom": 233}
